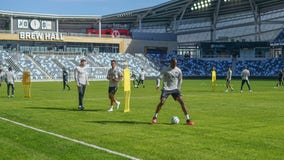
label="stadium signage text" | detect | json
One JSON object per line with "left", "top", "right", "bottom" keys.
{"left": 19, "top": 32, "right": 64, "bottom": 41}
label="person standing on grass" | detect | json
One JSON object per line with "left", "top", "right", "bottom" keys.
{"left": 74, "top": 59, "right": 89, "bottom": 110}
{"left": 151, "top": 58, "right": 194, "bottom": 125}
{"left": 275, "top": 69, "right": 283, "bottom": 88}
{"left": 240, "top": 66, "right": 252, "bottom": 93}
{"left": 225, "top": 66, "right": 234, "bottom": 92}
{"left": 0, "top": 67, "right": 6, "bottom": 87}
{"left": 6, "top": 67, "right": 16, "bottom": 98}
{"left": 131, "top": 72, "right": 139, "bottom": 88}
{"left": 62, "top": 67, "right": 71, "bottom": 91}
{"left": 137, "top": 68, "right": 146, "bottom": 88}
{"left": 211, "top": 66, "right": 216, "bottom": 92}
{"left": 107, "top": 60, "right": 123, "bottom": 112}
{"left": 280, "top": 69, "right": 284, "bottom": 86}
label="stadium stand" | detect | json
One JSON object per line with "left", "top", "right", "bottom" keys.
{"left": 0, "top": 50, "right": 161, "bottom": 80}
{"left": 1, "top": 50, "right": 284, "bottom": 80}
{"left": 1, "top": 0, "right": 284, "bottom": 80}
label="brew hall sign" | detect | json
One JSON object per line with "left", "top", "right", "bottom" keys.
{"left": 18, "top": 19, "right": 64, "bottom": 41}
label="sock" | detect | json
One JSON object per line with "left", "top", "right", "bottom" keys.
{"left": 153, "top": 113, "right": 158, "bottom": 119}
{"left": 115, "top": 100, "right": 120, "bottom": 104}
{"left": 185, "top": 114, "right": 190, "bottom": 121}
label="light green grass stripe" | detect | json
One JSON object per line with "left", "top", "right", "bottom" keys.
{"left": 0, "top": 116, "right": 141, "bottom": 160}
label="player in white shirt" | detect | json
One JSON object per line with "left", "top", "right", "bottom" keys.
{"left": 74, "top": 59, "right": 89, "bottom": 110}
{"left": 107, "top": 60, "right": 123, "bottom": 112}
{"left": 225, "top": 66, "right": 234, "bottom": 92}
{"left": 151, "top": 58, "right": 194, "bottom": 125}
{"left": 6, "top": 67, "right": 16, "bottom": 98}
{"left": 240, "top": 66, "right": 252, "bottom": 92}
{"left": 137, "top": 68, "right": 146, "bottom": 88}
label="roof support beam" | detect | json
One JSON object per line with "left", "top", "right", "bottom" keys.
{"left": 173, "top": 16, "right": 177, "bottom": 32}
{"left": 178, "top": 0, "right": 194, "bottom": 21}
{"left": 56, "top": 19, "right": 59, "bottom": 33}
{"left": 10, "top": 16, "right": 13, "bottom": 34}
{"left": 172, "top": 0, "right": 193, "bottom": 32}
{"left": 136, "top": 9, "right": 153, "bottom": 30}
{"left": 211, "top": 0, "right": 221, "bottom": 42}
{"left": 249, "top": 0, "right": 261, "bottom": 41}
{"left": 99, "top": 19, "right": 101, "bottom": 38}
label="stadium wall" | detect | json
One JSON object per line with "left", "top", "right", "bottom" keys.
{"left": 123, "top": 39, "right": 177, "bottom": 54}
{"left": 0, "top": 33, "right": 177, "bottom": 54}
{"left": 0, "top": 33, "right": 125, "bottom": 53}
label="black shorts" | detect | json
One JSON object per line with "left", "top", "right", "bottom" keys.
{"left": 160, "top": 89, "right": 182, "bottom": 100}
{"left": 108, "top": 86, "right": 118, "bottom": 94}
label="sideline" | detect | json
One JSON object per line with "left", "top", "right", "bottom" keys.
{"left": 0, "top": 116, "right": 141, "bottom": 160}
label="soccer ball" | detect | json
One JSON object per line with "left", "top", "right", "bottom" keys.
{"left": 171, "top": 116, "right": 180, "bottom": 124}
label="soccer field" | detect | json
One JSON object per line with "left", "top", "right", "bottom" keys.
{"left": 0, "top": 79, "right": 283, "bottom": 160}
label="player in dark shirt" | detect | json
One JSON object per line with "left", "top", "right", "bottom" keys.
{"left": 62, "top": 67, "right": 70, "bottom": 91}
{"left": 275, "top": 69, "right": 283, "bottom": 88}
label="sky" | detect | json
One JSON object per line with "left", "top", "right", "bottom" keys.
{"left": 0, "top": 0, "right": 170, "bottom": 16}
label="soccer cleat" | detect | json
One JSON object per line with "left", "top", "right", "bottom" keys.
{"left": 240, "top": 90, "right": 243, "bottom": 93}
{"left": 186, "top": 120, "right": 194, "bottom": 126}
{"left": 116, "top": 101, "right": 120, "bottom": 110}
{"left": 108, "top": 107, "right": 113, "bottom": 112}
{"left": 78, "top": 105, "right": 84, "bottom": 110}
{"left": 151, "top": 118, "right": 157, "bottom": 124}
{"left": 249, "top": 90, "right": 253, "bottom": 92}
{"left": 225, "top": 89, "right": 228, "bottom": 93}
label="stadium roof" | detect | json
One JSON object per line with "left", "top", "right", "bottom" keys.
{"left": 1, "top": 0, "right": 284, "bottom": 31}
{"left": 101, "top": 0, "right": 284, "bottom": 25}
{"left": 0, "top": 10, "right": 101, "bottom": 26}
{"left": 0, "top": 10, "right": 103, "bottom": 31}
{"left": 2, "top": 0, "right": 284, "bottom": 27}
{"left": 0, "top": 10, "right": 101, "bottom": 20}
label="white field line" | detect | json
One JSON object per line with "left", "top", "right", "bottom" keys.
{"left": 0, "top": 116, "right": 141, "bottom": 160}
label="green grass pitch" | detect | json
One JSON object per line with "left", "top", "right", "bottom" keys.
{"left": 0, "top": 79, "right": 283, "bottom": 160}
